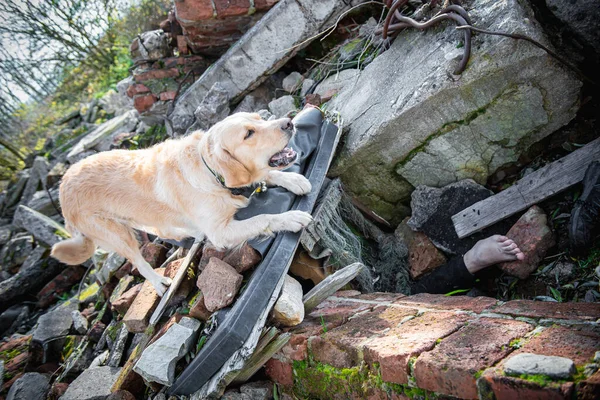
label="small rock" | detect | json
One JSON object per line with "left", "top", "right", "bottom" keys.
{"left": 407, "top": 179, "right": 500, "bottom": 255}
{"left": 504, "top": 353, "right": 575, "bottom": 379}
{"left": 268, "top": 95, "right": 297, "bottom": 118}
{"left": 19, "top": 157, "right": 49, "bottom": 207}
{"left": 71, "top": 310, "right": 89, "bottom": 334}
{"left": 198, "top": 244, "right": 226, "bottom": 271}
{"left": 98, "top": 252, "right": 127, "bottom": 284}
{"left": 257, "top": 109, "right": 274, "bottom": 121}
{"left": 304, "top": 93, "right": 322, "bottom": 107}
{"left": 109, "top": 275, "right": 135, "bottom": 305}
{"left": 300, "top": 79, "right": 315, "bottom": 96}
{"left": 12, "top": 205, "right": 70, "bottom": 247}
{"left": 240, "top": 381, "right": 274, "bottom": 400}
{"left": 123, "top": 268, "right": 164, "bottom": 333}
{"left": 272, "top": 275, "right": 304, "bottom": 327}
{"left": 314, "top": 69, "right": 359, "bottom": 101}
{"left": 112, "top": 283, "right": 143, "bottom": 316}
{"left": 223, "top": 244, "right": 262, "bottom": 273}
{"left": 32, "top": 301, "right": 77, "bottom": 344}
{"left": 60, "top": 366, "right": 122, "bottom": 400}
{"left": 87, "top": 322, "right": 106, "bottom": 344}
{"left": 133, "top": 317, "right": 200, "bottom": 385}
{"left": 584, "top": 363, "right": 599, "bottom": 377}
{"left": 130, "top": 30, "right": 171, "bottom": 61}
{"left": 106, "top": 390, "right": 136, "bottom": 400}
{"left": 46, "top": 382, "right": 69, "bottom": 400}
{"left": 595, "top": 351, "right": 600, "bottom": 363}
{"left": 6, "top": 372, "right": 49, "bottom": 400}
{"left": 0, "top": 305, "right": 29, "bottom": 338}
{"left": 46, "top": 163, "right": 67, "bottom": 188}
{"left": 395, "top": 218, "right": 447, "bottom": 279}
{"left": 107, "top": 323, "right": 129, "bottom": 367}
{"left": 282, "top": 72, "right": 304, "bottom": 93}
{"left": 89, "top": 349, "right": 109, "bottom": 368}
{"left": 191, "top": 82, "right": 230, "bottom": 131}
{"left": 26, "top": 188, "right": 60, "bottom": 216}
{"left": 0, "top": 235, "right": 34, "bottom": 270}
{"left": 188, "top": 293, "right": 212, "bottom": 321}
{"left": 140, "top": 242, "right": 168, "bottom": 269}
{"left": 164, "top": 258, "right": 195, "bottom": 307}
{"left": 499, "top": 206, "right": 556, "bottom": 279}
{"left": 548, "top": 261, "right": 575, "bottom": 282}
{"left": 37, "top": 265, "right": 86, "bottom": 308}
{"left": 196, "top": 258, "right": 243, "bottom": 312}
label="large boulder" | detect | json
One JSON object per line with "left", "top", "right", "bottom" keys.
{"left": 328, "top": 0, "right": 581, "bottom": 224}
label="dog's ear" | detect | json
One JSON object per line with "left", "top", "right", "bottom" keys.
{"left": 215, "top": 147, "right": 253, "bottom": 188}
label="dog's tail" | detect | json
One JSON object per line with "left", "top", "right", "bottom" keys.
{"left": 51, "top": 231, "right": 95, "bottom": 265}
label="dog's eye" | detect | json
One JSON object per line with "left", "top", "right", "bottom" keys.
{"left": 245, "top": 129, "right": 255, "bottom": 140}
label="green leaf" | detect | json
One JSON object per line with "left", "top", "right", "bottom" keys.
{"left": 444, "top": 288, "right": 471, "bottom": 296}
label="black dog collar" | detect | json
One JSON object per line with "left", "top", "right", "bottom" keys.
{"left": 201, "top": 156, "right": 267, "bottom": 198}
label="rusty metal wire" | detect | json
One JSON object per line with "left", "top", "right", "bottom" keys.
{"left": 379, "top": 0, "right": 472, "bottom": 74}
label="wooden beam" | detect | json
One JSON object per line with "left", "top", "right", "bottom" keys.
{"left": 452, "top": 138, "right": 600, "bottom": 239}
{"left": 303, "top": 262, "right": 364, "bottom": 313}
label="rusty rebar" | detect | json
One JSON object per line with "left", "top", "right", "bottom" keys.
{"left": 379, "top": 1, "right": 472, "bottom": 74}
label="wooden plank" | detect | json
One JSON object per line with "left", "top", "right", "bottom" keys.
{"left": 303, "top": 262, "right": 364, "bottom": 313}
{"left": 452, "top": 138, "right": 600, "bottom": 239}
{"left": 149, "top": 241, "right": 201, "bottom": 326}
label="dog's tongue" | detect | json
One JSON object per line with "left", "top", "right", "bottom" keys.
{"left": 269, "top": 147, "right": 297, "bottom": 166}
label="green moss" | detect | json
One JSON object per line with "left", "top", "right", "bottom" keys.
{"left": 78, "top": 283, "right": 100, "bottom": 302}
{"left": 291, "top": 359, "right": 437, "bottom": 400}
{"left": 509, "top": 338, "right": 524, "bottom": 349}
{"left": 61, "top": 336, "right": 77, "bottom": 361}
{"left": 54, "top": 229, "right": 71, "bottom": 239}
{"left": 518, "top": 373, "right": 552, "bottom": 387}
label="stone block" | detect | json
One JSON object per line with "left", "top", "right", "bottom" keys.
{"left": 123, "top": 269, "right": 166, "bottom": 333}
{"left": 494, "top": 299, "right": 600, "bottom": 321}
{"left": 196, "top": 258, "right": 242, "bottom": 312}
{"left": 12, "top": 205, "right": 70, "bottom": 247}
{"left": 499, "top": 206, "right": 556, "bottom": 279}
{"left": 328, "top": 0, "right": 581, "bottom": 223}
{"left": 413, "top": 318, "right": 533, "bottom": 398}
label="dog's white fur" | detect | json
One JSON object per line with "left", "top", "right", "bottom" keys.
{"left": 51, "top": 112, "right": 312, "bottom": 295}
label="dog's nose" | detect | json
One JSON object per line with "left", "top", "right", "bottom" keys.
{"left": 281, "top": 118, "right": 293, "bottom": 131}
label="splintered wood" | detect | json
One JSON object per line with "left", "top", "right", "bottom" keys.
{"left": 452, "top": 138, "right": 600, "bottom": 239}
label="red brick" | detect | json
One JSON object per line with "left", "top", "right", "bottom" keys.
{"left": 0, "top": 335, "right": 31, "bottom": 353}
{"left": 134, "top": 68, "right": 180, "bottom": 82}
{"left": 494, "top": 299, "right": 600, "bottom": 321}
{"left": 4, "top": 352, "right": 29, "bottom": 373}
{"left": 254, "top": 0, "right": 279, "bottom": 10}
{"left": 159, "top": 91, "right": 177, "bottom": 101}
{"left": 177, "top": 35, "right": 189, "bottom": 55}
{"left": 126, "top": 83, "right": 150, "bottom": 98}
{"left": 396, "top": 219, "right": 447, "bottom": 280}
{"left": 141, "top": 242, "right": 168, "bottom": 268}
{"left": 88, "top": 322, "right": 106, "bottom": 342}
{"left": 188, "top": 293, "right": 212, "bottom": 321}
{"left": 335, "top": 290, "right": 362, "bottom": 297}
{"left": 196, "top": 258, "right": 242, "bottom": 312}
{"left": 165, "top": 258, "right": 195, "bottom": 306}
{"left": 175, "top": 0, "right": 214, "bottom": 22}
{"left": 214, "top": 0, "right": 251, "bottom": 18}
{"left": 499, "top": 206, "right": 555, "bottom": 279}
{"left": 134, "top": 94, "right": 158, "bottom": 113}
{"left": 308, "top": 297, "right": 373, "bottom": 325}
{"left": 479, "top": 371, "right": 575, "bottom": 400}
{"left": 223, "top": 243, "right": 262, "bottom": 273}
{"left": 364, "top": 312, "right": 468, "bottom": 385}
{"left": 47, "top": 382, "right": 69, "bottom": 400}
{"left": 414, "top": 318, "right": 533, "bottom": 399}
{"left": 356, "top": 292, "right": 406, "bottom": 302}
{"left": 198, "top": 244, "right": 226, "bottom": 271}
{"left": 577, "top": 371, "right": 600, "bottom": 400}
{"left": 265, "top": 358, "right": 293, "bottom": 386}
{"left": 507, "top": 325, "right": 599, "bottom": 365}
{"left": 123, "top": 268, "right": 170, "bottom": 333}
{"left": 304, "top": 93, "right": 322, "bottom": 107}
{"left": 394, "top": 293, "right": 497, "bottom": 313}
{"left": 37, "top": 266, "right": 86, "bottom": 308}
{"left": 309, "top": 306, "right": 418, "bottom": 368}
{"left": 112, "top": 283, "right": 143, "bottom": 316}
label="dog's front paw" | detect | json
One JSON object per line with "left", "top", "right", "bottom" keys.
{"left": 151, "top": 276, "right": 172, "bottom": 297}
{"left": 282, "top": 173, "right": 312, "bottom": 195}
{"left": 269, "top": 210, "right": 313, "bottom": 233}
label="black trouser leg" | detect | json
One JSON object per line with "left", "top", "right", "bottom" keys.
{"left": 409, "top": 256, "right": 475, "bottom": 294}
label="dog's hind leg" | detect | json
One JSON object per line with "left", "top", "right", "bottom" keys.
{"left": 85, "top": 216, "right": 172, "bottom": 296}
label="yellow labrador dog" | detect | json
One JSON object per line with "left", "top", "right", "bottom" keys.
{"left": 51, "top": 112, "right": 313, "bottom": 295}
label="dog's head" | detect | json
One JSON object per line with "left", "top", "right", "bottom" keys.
{"left": 205, "top": 112, "right": 297, "bottom": 188}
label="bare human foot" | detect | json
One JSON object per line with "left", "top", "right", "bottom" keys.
{"left": 463, "top": 235, "right": 525, "bottom": 274}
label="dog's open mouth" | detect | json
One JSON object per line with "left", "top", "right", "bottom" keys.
{"left": 269, "top": 146, "right": 297, "bottom": 167}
